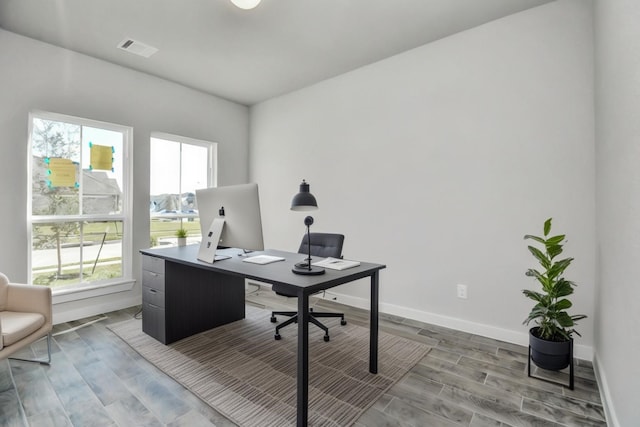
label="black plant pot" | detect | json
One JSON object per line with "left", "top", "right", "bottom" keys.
{"left": 529, "top": 327, "right": 572, "bottom": 371}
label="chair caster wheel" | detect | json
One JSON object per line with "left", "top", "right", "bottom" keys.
{"left": 340, "top": 319, "right": 347, "bottom": 326}
{"left": 270, "top": 316, "right": 277, "bottom": 323}
{"left": 324, "top": 335, "right": 330, "bottom": 342}
{"left": 275, "top": 334, "right": 281, "bottom": 340}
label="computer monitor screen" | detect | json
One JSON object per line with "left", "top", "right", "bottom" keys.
{"left": 195, "top": 183, "right": 264, "bottom": 252}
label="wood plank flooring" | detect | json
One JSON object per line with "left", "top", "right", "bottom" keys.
{"left": 1, "top": 285, "right": 606, "bottom": 426}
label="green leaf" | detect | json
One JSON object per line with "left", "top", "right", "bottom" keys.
{"left": 554, "top": 299, "right": 572, "bottom": 310}
{"left": 556, "top": 311, "right": 574, "bottom": 327}
{"left": 522, "top": 290, "right": 545, "bottom": 303}
{"left": 547, "top": 244, "right": 564, "bottom": 260}
{"left": 527, "top": 246, "right": 551, "bottom": 269}
{"left": 524, "top": 234, "right": 545, "bottom": 244}
{"left": 543, "top": 218, "right": 552, "bottom": 236}
{"left": 525, "top": 269, "right": 548, "bottom": 286}
{"left": 541, "top": 279, "right": 556, "bottom": 294}
{"left": 547, "top": 258, "right": 573, "bottom": 280}
{"left": 524, "top": 306, "right": 548, "bottom": 324}
{"left": 553, "top": 279, "right": 575, "bottom": 298}
{"left": 546, "top": 235, "right": 565, "bottom": 245}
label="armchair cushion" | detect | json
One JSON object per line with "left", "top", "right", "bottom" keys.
{"left": 0, "top": 311, "right": 45, "bottom": 347}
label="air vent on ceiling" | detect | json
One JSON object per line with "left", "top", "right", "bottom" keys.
{"left": 117, "top": 38, "right": 158, "bottom": 58}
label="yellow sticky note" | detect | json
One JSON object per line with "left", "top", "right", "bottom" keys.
{"left": 90, "top": 144, "right": 114, "bottom": 171}
{"left": 48, "top": 158, "right": 77, "bottom": 187}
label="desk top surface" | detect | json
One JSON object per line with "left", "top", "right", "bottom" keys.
{"left": 140, "top": 245, "right": 385, "bottom": 295}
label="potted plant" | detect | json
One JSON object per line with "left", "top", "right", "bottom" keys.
{"left": 523, "top": 218, "right": 586, "bottom": 371}
{"left": 176, "top": 228, "right": 188, "bottom": 247}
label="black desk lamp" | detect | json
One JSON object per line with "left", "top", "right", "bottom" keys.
{"left": 291, "top": 180, "right": 325, "bottom": 275}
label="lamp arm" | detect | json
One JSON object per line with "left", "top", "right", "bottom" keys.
{"left": 291, "top": 213, "right": 324, "bottom": 276}
{"left": 307, "top": 223, "right": 312, "bottom": 270}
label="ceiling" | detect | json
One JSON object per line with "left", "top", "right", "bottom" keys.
{"left": 0, "top": 0, "right": 552, "bottom": 106}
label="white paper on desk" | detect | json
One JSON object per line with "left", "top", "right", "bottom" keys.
{"left": 312, "top": 257, "right": 360, "bottom": 270}
{"left": 242, "top": 255, "right": 285, "bottom": 265}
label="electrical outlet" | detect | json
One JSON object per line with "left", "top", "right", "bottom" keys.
{"left": 457, "top": 284, "right": 468, "bottom": 299}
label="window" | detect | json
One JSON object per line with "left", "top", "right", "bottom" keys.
{"left": 28, "top": 111, "right": 132, "bottom": 293}
{"left": 149, "top": 133, "right": 216, "bottom": 247}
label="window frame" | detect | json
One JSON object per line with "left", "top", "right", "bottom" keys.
{"left": 27, "top": 110, "right": 134, "bottom": 299}
{"left": 149, "top": 132, "right": 217, "bottom": 244}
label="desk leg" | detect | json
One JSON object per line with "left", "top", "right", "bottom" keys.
{"left": 370, "top": 271, "right": 379, "bottom": 374}
{"left": 297, "top": 292, "right": 310, "bottom": 427}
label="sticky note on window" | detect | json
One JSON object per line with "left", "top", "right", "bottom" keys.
{"left": 47, "top": 158, "right": 77, "bottom": 187}
{"left": 90, "top": 143, "right": 114, "bottom": 171}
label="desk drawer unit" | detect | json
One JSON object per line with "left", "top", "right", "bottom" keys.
{"left": 142, "top": 285, "right": 164, "bottom": 308}
{"left": 141, "top": 255, "right": 166, "bottom": 343}
{"left": 142, "top": 269, "right": 165, "bottom": 292}
{"left": 139, "top": 250, "right": 246, "bottom": 345}
{"left": 142, "top": 254, "right": 165, "bottom": 276}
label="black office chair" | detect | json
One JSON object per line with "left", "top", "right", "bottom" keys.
{"left": 271, "top": 233, "right": 347, "bottom": 342}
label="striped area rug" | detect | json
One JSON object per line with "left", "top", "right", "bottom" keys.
{"left": 109, "top": 306, "right": 428, "bottom": 426}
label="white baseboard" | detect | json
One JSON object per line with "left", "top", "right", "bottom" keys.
{"left": 320, "top": 289, "right": 594, "bottom": 361}
{"left": 593, "top": 353, "right": 620, "bottom": 427}
{"left": 52, "top": 296, "right": 141, "bottom": 325}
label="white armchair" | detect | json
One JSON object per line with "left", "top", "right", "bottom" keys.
{"left": 0, "top": 272, "right": 52, "bottom": 365}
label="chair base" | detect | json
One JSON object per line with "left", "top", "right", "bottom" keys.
{"left": 271, "top": 309, "right": 346, "bottom": 342}
{"left": 9, "top": 333, "right": 52, "bottom": 366}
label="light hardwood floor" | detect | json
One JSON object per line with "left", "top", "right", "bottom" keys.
{"left": 1, "top": 285, "right": 606, "bottom": 426}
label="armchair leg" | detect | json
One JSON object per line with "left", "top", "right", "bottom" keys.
{"left": 9, "top": 334, "right": 52, "bottom": 366}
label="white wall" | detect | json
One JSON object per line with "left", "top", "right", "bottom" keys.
{"left": 0, "top": 29, "right": 249, "bottom": 320}
{"left": 251, "top": 1, "right": 596, "bottom": 358}
{"left": 594, "top": 0, "right": 640, "bottom": 425}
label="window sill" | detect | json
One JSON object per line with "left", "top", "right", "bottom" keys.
{"left": 52, "top": 279, "right": 136, "bottom": 304}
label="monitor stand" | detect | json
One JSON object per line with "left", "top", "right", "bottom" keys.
{"left": 197, "top": 218, "right": 229, "bottom": 263}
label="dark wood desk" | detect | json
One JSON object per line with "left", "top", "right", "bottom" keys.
{"left": 139, "top": 245, "right": 386, "bottom": 427}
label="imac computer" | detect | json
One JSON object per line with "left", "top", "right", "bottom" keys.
{"left": 195, "top": 183, "right": 264, "bottom": 262}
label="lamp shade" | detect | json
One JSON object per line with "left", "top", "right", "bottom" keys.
{"left": 230, "top": 0, "right": 261, "bottom": 9}
{"left": 291, "top": 180, "right": 318, "bottom": 211}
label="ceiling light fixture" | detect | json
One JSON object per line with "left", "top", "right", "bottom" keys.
{"left": 230, "top": 0, "right": 261, "bottom": 10}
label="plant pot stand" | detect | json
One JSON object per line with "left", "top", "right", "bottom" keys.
{"left": 527, "top": 338, "right": 574, "bottom": 390}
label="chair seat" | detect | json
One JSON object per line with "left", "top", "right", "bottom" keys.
{"left": 0, "top": 311, "right": 45, "bottom": 347}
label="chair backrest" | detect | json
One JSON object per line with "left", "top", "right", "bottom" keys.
{"left": 298, "top": 233, "right": 344, "bottom": 259}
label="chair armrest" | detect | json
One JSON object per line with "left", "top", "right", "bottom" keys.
{"left": 6, "top": 284, "right": 53, "bottom": 325}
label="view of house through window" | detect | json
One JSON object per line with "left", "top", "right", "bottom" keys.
{"left": 150, "top": 134, "right": 215, "bottom": 247}
{"left": 29, "top": 112, "right": 132, "bottom": 291}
